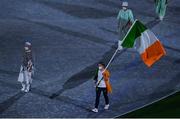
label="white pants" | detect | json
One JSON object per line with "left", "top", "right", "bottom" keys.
{"left": 22, "top": 71, "right": 32, "bottom": 91}
{"left": 22, "top": 70, "right": 32, "bottom": 84}
{"left": 18, "top": 69, "right": 32, "bottom": 91}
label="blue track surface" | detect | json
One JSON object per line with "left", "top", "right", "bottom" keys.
{"left": 0, "top": 0, "right": 180, "bottom": 118}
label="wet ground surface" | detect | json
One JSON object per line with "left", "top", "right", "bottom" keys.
{"left": 0, "top": 0, "right": 180, "bottom": 118}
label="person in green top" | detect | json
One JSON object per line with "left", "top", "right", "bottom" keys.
{"left": 117, "top": 1, "right": 134, "bottom": 42}
{"left": 155, "top": 0, "right": 168, "bottom": 21}
{"left": 117, "top": 1, "right": 134, "bottom": 50}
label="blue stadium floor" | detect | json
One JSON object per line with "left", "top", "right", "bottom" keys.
{"left": 0, "top": 0, "right": 180, "bottom": 118}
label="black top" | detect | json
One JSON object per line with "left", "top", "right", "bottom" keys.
{"left": 22, "top": 50, "right": 33, "bottom": 71}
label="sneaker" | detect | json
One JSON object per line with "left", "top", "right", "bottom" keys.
{"left": 92, "top": 108, "right": 98, "bottom": 113}
{"left": 159, "top": 16, "right": 164, "bottom": 21}
{"left": 24, "top": 89, "right": 29, "bottom": 93}
{"left": 21, "top": 87, "right": 25, "bottom": 91}
{"left": 21, "top": 85, "right": 25, "bottom": 91}
{"left": 104, "top": 104, "right": 110, "bottom": 110}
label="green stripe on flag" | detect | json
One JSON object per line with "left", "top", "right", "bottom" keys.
{"left": 122, "top": 20, "right": 147, "bottom": 48}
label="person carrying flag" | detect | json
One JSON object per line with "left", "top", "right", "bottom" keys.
{"left": 92, "top": 62, "right": 112, "bottom": 113}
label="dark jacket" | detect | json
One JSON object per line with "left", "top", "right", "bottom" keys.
{"left": 22, "top": 50, "right": 33, "bottom": 71}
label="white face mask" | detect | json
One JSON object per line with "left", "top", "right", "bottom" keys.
{"left": 122, "top": 7, "right": 127, "bottom": 10}
{"left": 24, "top": 47, "right": 29, "bottom": 51}
{"left": 99, "top": 66, "right": 103, "bottom": 70}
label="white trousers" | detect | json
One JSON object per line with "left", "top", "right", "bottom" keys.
{"left": 18, "top": 68, "right": 32, "bottom": 91}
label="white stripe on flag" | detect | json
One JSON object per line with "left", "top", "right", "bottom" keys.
{"left": 136, "top": 30, "right": 158, "bottom": 54}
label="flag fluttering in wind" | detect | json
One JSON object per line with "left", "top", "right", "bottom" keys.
{"left": 120, "top": 20, "right": 166, "bottom": 67}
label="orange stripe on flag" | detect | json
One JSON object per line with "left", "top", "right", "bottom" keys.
{"left": 141, "top": 40, "right": 166, "bottom": 67}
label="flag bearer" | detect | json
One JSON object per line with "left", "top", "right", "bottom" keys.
{"left": 155, "top": 0, "right": 168, "bottom": 21}
{"left": 18, "top": 42, "right": 34, "bottom": 93}
{"left": 117, "top": 1, "right": 134, "bottom": 41}
{"left": 92, "top": 62, "right": 112, "bottom": 113}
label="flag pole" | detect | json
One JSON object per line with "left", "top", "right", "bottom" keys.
{"left": 103, "top": 19, "right": 138, "bottom": 72}
{"left": 97, "top": 48, "right": 119, "bottom": 87}
{"left": 103, "top": 48, "right": 119, "bottom": 72}
{"left": 121, "top": 19, "right": 138, "bottom": 42}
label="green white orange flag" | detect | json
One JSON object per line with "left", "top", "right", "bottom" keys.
{"left": 120, "top": 20, "right": 166, "bottom": 67}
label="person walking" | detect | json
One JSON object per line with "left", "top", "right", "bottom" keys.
{"left": 155, "top": 0, "right": 168, "bottom": 21}
{"left": 117, "top": 1, "right": 134, "bottom": 41}
{"left": 92, "top": 62, "right": 112, "bottom": 113}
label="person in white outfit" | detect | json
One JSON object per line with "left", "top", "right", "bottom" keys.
{"left": 18, "top": 42, "right": 33, "bottom": 93}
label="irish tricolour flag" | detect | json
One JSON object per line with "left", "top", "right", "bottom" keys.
{"left": 120, "top": 20, "right": 166, "bottom": 67}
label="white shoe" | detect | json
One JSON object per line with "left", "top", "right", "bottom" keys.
{"left": 92, "top": 108, "right": 98, "bottom": 113}
{"left": 104, "top": 104, "right": 110, "bottom": 110}
{"left": 159, "top": 16, "right": 164, "bottom": 21}
{"left": 24, "top": 89, "right": 29, "bottom": 93}
{"left": 21, "top": 87, "right": 25, "bottom": 91}
{"left": 21, "top": 84, "right": 25, "bottom": 91}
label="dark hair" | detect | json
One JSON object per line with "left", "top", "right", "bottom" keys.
{"left": 98, "top": 62, "right": 106, "bottom": 67}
